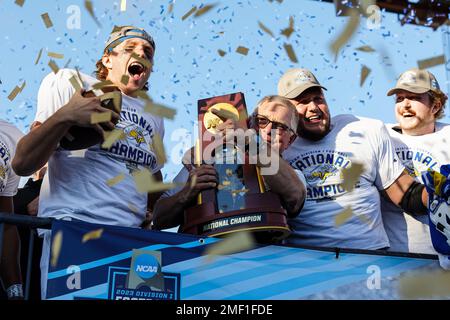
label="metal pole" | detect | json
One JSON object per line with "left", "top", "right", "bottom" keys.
{"left": 24, "top": 229, "right": 35, "bottom": 300}
{"left": 443, "top": 24, "right": 450, "bottom": 107}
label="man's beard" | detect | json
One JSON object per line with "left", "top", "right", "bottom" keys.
{"left": 297, "top": 121, "right": 331, "bottom": 141}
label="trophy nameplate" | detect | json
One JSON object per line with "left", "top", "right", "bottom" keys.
{"left": 181, "top": 92, "right": 291, "bottom": 243}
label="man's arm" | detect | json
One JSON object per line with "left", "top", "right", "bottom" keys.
{"left": 261, "top": 156, "right": 306, "bottom": 218}
{"left": 12, "top": 90, "right": 118, "bottom": 176}
{"left": 141, "top": 170, "right": 163, "bottom": 229}
{"left": 0, "top": 196, "right": 22, "bottom": 298}
{"left": 383, "top": 170, "right": 428, "bottom": 214}
{"left": 152, "top": 165, "right": 217, "bottom": 230}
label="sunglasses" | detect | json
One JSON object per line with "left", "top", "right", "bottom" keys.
{"left": 255, "top": 115, "right": 295, "bottom": 135}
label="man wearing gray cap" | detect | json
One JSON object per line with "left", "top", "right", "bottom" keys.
{"left": 381, "top": 68, "right": 449, "bottom": 255}
{"left": 12, "top": 26, "right": 164, "bottom": 298}
{"left": 277, "top": 68, "right": 432, "bottom": 250}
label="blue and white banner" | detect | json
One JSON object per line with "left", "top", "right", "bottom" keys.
{"left": 46, "top": 220, "right": 439, "bottom": 300}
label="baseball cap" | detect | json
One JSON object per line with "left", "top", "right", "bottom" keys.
{"left": 277, "top": 68, "right": 327, "bottom": 99}
{"left": 387, "top": 68, "right": 440, "bottom": 96}
{"left": 104, "top": 25, "right": 155, "bottom": 53}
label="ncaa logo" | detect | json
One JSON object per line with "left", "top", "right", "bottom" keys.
{"left": 134, "top": 254, "right": 160, "bottom": 280}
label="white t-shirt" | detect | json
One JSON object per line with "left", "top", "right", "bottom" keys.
{"left": 35, "top": 69, "right": 165, "bottom": 228}
{"left": 0, "top": 120, "right": 24, "bottom": 197}
{"left": 381, "top": 122, "right": 450, "bottom": 254}
{"left": 282, "top": 114, "right": 405, "bottom": 250}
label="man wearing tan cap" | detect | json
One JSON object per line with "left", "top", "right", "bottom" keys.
{"left": 381, "top": 68, "right": 449, "bottom": 255}
{"left": 12, "top": 26, "right": 164, "bottom": 298}
{"left": 277, "top": 68, "right": 432, "bottom": 250}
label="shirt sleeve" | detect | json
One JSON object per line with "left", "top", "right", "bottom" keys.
{"left": 370, "top": 122, "right": 405, "bottom": 190}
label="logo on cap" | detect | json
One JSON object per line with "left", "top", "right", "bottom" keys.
{"left": 398, "top": 71, "right": 417, "bottom": 85}
{"left": 294, "top": 71, "right": 315, "bottom": 85}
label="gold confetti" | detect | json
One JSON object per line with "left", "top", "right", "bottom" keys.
{"left": 102, "top": 129, "right": 125, "bottom": 149}
{"left": 144, "top": 101, "right": 176, "bottom": 119}
{"left": 130, "top": 52, "right": 152, "bottom": 69}
{"left": 181, "top": 6, "right": 197, "bottom": 20}
{"left": 41, "top": 13, "right": 53, "bottom": 28}
{"left": 82, "top": 228, "right": 104, "bottom": 243}
{"left": 356, "top": 45, "right": 376, "bottom": 52}
{"left": 91, "top": 111, "right": 112, "bottom": 124}
{"left": 92, "top": 80, "right": 113, "bottom": 90}
{"left": 106, "top": 173, "right": 126, "bottom": 187}
{"left": 69, "top": 76, "right": 82, "bottom": 91}
{"left": 281, "top": 16, "right": 294, "bottom": 38}
{"left": 120, "top": 75, "right": 130, "bottom": 85}
{"left": 330, "top": 13, "right": 360, "bottom": 58}
{"left": 7, "top": 86, "right": 21, "bottom": 101}
{"left": 342, "top": 163, "right": 364, "bottom": 192}
{"left": 418, "top": 55, "right": 446, "bottom": 70}
{"left": 48, "top": 52, "right": 64, "bottom": 59}
{"left": 258, "top": 21, "right": 274, "bottom": 37}
{"left": 236, "top": 46, "right": 249, "bottom": 56}
{"left": 284, "top": 43, "right": 298, "bottom": 63}
{"left": 152, "top": 134, "right": 167, "bottom": 165}
{"left": 19, "top": 81, "right": 26, "bottom": 92}
{"left": 84, "top": 0, "right": 101, "bottom": 27}
{"left": 218, "top": 49, "right": 226, "bottom": 57}
{"left": 168, "top": 3, "right": 174, "bottom": 14}
{"left": 194, "top": 4, "right": 216, "bottom": 17}
{"left": 51, "top": 231, "right": 63, "bottom": 267}
{"left": 120, "top": 0, "right": 126, "bottom": 11}
{"left": 15, "top": 0, "right": 25, "bottom": 6}
{"left": 135, "top": 90, "right": 151, "bottom": 101}
{"left": 132, "top": 168, "right": 177, "bottom": 193}
{"left": 335, "top": 206, "right": 353, "bottom": 227}
{"left": 399, "top": 269, "right": 450, "bottom": 299}
{"left": 48, "top": 60, "right": 59, "bottom": 74}
{"left": 360, "top": 65, "right": 371, "bottom": 87}
{"left": 204, "top": 231, "right": 255, "bottom": 262}
{"left": 35, "top": 48, "right": 43, "bottom": 65}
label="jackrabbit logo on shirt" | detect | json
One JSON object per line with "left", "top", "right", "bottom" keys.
{"left": 0, "top": 141, "right": 11, "bottom": 193}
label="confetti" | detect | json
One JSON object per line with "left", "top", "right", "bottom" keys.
{"left": 168, "top": 3, "right": 174, "bottom": 14}
{"left": 84, "top": 0, "right": 101, "bottom": 27}
{"left": 418, "top": 55, "right": 446, "bottom": 70}
{"left": 342, "top": 163, "right": 364, "bottom": 192}
{"left": 50, "top": 231, "right": 63, "bottom": 267}
{"left": 7, "top": 86, "right": 21, "bottom": 101}
{"left": 128, "top": 203, "right": 140, "bottom": 213}
{"left": 284, "top": 43, "right": 298, "bottom": 63}
{"left": 130, "top": 52, "right": 152, "bottom": 69}
{"left": 102, "top": 128, "right": 125, "bottom": 149}
{"left": 152, "top": 134, "right": 167, "bottom": 165}
{"left": 82, "top": 228, "right": 104, "bottom": 243}
{"left": 69, "top": 76, "right": 82, "bottom": 91}
{"left": 330, "top": 13, "right": 360, "bottom": 58}
{"left": 194, "top": 4, "right": 217, "bottom": 17}
{"left": 335, "top": 206, "right": 353, "bottom": 227}
{"left": 356, "top": 45, "right": 376, "bottom": 52}
{"left": 120, "top": 75, "right": 129, "bottom": 85}
{"left": 203, "top": 231, "right": 255, "bottom": 262}
{"left": 218, "top": 49, "right": 226, "bottom": 57}
{"left": 106, "top": 173, "right": 126, "bottom": 187}
{"left": 258, "top": 21, "right": 274, "bottom": 37}
{"left": 181, "top": 6, "right": 197, "bottom": 20}
{"left": 360, "top": 65, "right": 371, "bottom": 87}
{"left": 64, "top": 58, "right": 72, "bottom": 69}
{"left": 48, "top": 52, "right": 64, "bottom": 59}
{"left": 132, "top": 168, "right": 177, "bottom": 193}
{"left": 41, "top": 13, "right": 53, "bottom": 28}
{"left": 48, "top": 60, "right": 59, "bottom": 74}
{"left": 120, "top": 0, "right": 126, "bottom": 11}
{"left": 90, "top": 111, "right": 112, "bottom": 124}
{"left": 34, "top": 48, "right": 43, "bottom": 65}
{"left": 236, "top": 46, "right": 249, "bottom": 56}
{"left": 75, "top": 67, "right": 84, "bottom": 88}
{"left": 15, "top": 0, "right": 25, "bottom": 6}
{"left": 92, "top": 80, "right": 113, "bottom": 90}
{"left": 399, "top": 269, "right": 450, "bottom": 299}
{"left": 281, "top": 16, "right": 294, "bottom": 38}
{"left": 144, "top": 101, "right": 176, "bottom": 119}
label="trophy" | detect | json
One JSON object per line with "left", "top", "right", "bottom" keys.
{"left": 180, "top": 92, "right": 291, "bottom": 243}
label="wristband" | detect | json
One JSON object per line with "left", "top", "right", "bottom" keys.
{"left": 6, "top": 283, "right": 24, "bottom": 299}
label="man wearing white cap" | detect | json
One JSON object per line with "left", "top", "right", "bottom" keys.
{"left": 381, "top": 68, "right": 449, "bottom": 255}
{"left": 12, "top": 25, "right": 165, "bottom": 298}
{"left": 277, "top": 68, "right": 433, "bottom": 250}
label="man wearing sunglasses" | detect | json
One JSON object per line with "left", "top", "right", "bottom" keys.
{"left": 152, "top": 95, "right": 306, "bottom": 233}
{"left": 277, "top": 68, "right": 435, "bottom": 251}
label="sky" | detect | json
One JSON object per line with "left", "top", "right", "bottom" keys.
{"left": 0, "top": 0, "right": 449, "bottom": 181}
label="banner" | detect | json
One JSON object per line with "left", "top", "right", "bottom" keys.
{"left": 46, "top": 220, "right": 439, "bottom": 300}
